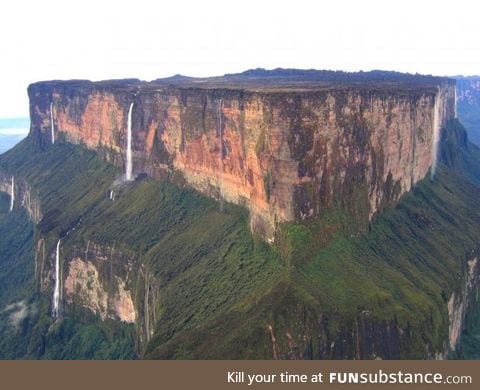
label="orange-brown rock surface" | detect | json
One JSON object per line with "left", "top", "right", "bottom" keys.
{"left": 28, "top": 73, "right": 456, "bottom": 241}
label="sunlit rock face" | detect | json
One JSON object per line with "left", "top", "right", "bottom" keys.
{"left": 62, "top": 243, "right": 136, "bottom": 323}
{"left": 28, "top": 74, "right": 455, "bottom": 241}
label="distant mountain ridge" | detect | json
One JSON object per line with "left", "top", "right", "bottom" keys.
{"left": 456, "top": 76, "right": 480, "bottom": 146}
{"left": 34, "top": 68, "right": 455, "bottom": 93}
{"left": 0, "top": 117, "right": 29, "bottom": 154}
{"left": 225, "top": 67, "right": 452, "bottom": 83}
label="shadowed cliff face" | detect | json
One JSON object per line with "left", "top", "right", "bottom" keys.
{"left": 457, "top": 77, "right": 480, "bottom": 146}
{"left": 28, "top": 79, "right": 455, "bottom": 241}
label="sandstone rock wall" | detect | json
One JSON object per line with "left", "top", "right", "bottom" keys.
{"left": 0, "top": 171, "right": 42, "bottom": 223}
{"left": 37, "top": 238, "right": 138, "bottom": 323}
{"left": 28, "top": 80, "right": 455, "bottom": 240}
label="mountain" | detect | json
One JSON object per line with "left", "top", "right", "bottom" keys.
{"left": 0, "top": 69, "right": 479, "bottom": 359}
{"left": 456, "top": 77, "right": 480, "bottom": 147}
{"left": 0, "top": 135, "right": 25, "bottom": 154}
{"left": 0, "top": 118, "right": 29, "bottom": 154}
{"left": 27, "top": 71, "right": 455, "bottom": 242}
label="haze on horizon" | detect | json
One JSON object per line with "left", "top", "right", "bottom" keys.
{"left": 1, "top": 0, "right": 479, "bottom": 117}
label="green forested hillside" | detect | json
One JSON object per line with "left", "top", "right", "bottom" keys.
{"left": 0, "top": 119, "right": 479, "bottom": 359}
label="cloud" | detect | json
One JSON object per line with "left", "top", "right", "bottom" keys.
{"left": 2, "top": 0, "right": 480, "bottom": 117}
{"left": 0, "top": 128, "right": 29, "bottom": 136}
{"left": 3, "top": 301, "right": 30, "bottom": 330}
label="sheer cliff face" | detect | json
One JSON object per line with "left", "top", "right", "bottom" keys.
{"left": 28, "top": 81, "right": 455, "bottom": 240}
{"left": 33, "top": 237, "right": 137, "bottom": 324}
{"left": 0, "top": 173, "right": 42, "bottom": 223}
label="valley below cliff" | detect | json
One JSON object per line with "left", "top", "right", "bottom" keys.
{"left": 0, "top": 70, "right": 480, "bottom": 359}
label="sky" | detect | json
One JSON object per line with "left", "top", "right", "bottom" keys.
{"left": 1, "top": 0, "right": 479, "bottom": 117}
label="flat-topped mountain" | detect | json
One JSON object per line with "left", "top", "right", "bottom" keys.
{"left": 32, "top": 68, "right": 454, "bottom": 93}
{"left": 28, "top": 69, "right": 455, "bottom": 241}
{"left": 1, "top": 69, "right": 479, "bottom": 360}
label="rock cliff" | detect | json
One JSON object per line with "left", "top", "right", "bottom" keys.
{"left": 28, "top": 71, "right": 456, "bottom": 241}
{"left": 0, "top": 172, "right": 42, "bottom": 223}
{"left": 1, "top": 112, "right": 479, "bottom": 359}
{"left": 456, "top": 76, "right": 480, "bottom": 146}
{"left": 448, "top": 256, "right": 478, "bottom": 351}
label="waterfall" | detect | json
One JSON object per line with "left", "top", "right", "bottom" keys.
{"left": 125, "top": 102, "right": 134, "bottom": 181}
{"left": 52, "top": 239, "right": 61, "bottom": 318}
{"left": 454, "top": 87, "right": 458, "bottom": 118}
{"left": 50, "top": 102, "right": 55, "bottom": 145}
{"left": 431, "top": 91, "right": 442, "bottom": 179}
{"left": 9, "top": 176, "right": 14, "bottom": 212}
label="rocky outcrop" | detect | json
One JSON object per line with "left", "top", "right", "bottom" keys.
{"left": 265, "top": 312, "right": 403, "bottom": 360}
{"left": 136, "top": 266, "right": 161, "bottom": 348}
{"left": 28, "top": 74, "right": 456, "bottom": 241}
{"left": 64, "top": 258, "right": 135, "bottom": 323}
{"left": 34, "top": 238, "right": 137, "bottom": 323}
{"left": 0, "top": 172, "right": 42, "bottom": 223}
{"left": 61, "top": 242, "right": 136, "bottom": 323}
{"left": 448, "top": 256, "right": 479, "bottom": 351}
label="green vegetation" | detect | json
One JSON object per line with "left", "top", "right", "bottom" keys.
{"left": 146, "top": 121, "right": 480, "bottom": 359}
{"left": 0, "top": 193, "right": 34, "bottom": 304}
{"left": 451, "top": 304, "right": 480, "bottom": 359}
{"left": 74, "top": 176, "right": 284, "bottom": 354}
{"left": 0, "top": 141, "right": 136, "bottom": 359}
{"left": 0, "top": 138, "right": 284, "bottom": 359}
{"left": 0, "top": 118, "right": 479, "bottom": 359}
{"left": 0, "top": 194, "right": 135, "bottom": 358}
